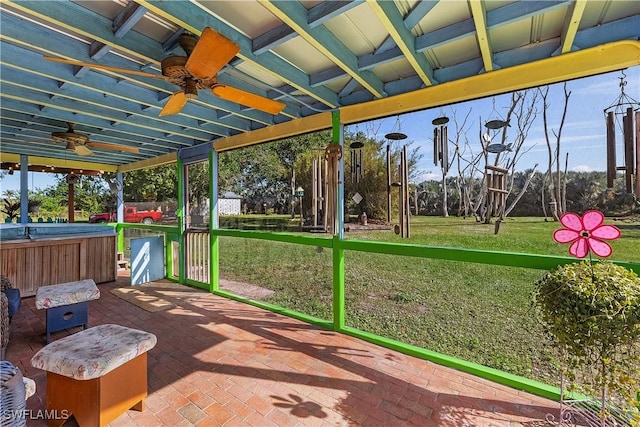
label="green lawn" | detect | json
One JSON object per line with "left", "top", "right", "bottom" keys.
{"left": 216, "top": 215, "right": 640, "bottom": 386}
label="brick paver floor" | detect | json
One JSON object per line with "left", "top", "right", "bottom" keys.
{"left": 6, "top": 272, "right": 559, "bottom": 426}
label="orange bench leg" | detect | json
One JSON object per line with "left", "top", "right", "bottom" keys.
{"left": 46, "top": 353, "right": 147, "bottom": 427}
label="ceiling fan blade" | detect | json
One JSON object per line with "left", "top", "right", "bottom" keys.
{"left": 87, "top": 142, "right": 140, "bottom": 154}
{"left": 159, "top": 90, "right": 188, "bottom": 116}
{"left": 212, "top": 85, "right": 285, "bottom": 115}
{"left": 74, "top": 144, "right": 93, "bottom": 156}
{"left": 185, "top": 28, "right": 240, "bottom": 79}
{"left": 43, "top": 56, "right": 169, "bottom": 81}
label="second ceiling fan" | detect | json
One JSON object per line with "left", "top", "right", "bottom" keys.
{"left": 51, "top": 123, "right": 140, "bottom": 156}
{"left": 45, "top": 28, "right": 285, "bottom": 116}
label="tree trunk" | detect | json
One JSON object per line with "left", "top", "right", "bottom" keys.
{"left": 442, "top": 173, "right": 449, "bottom": 217}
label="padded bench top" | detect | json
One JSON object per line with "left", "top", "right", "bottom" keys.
{"left": 35, "top": 279, "right": 100, "bottom": 309}
{"left": 30, "top": 324, "right": 157, "bottom": 380}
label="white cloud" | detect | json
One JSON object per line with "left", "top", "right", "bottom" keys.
{"left": 573, "top": 78, "right": 620, "bottom": 96}
{"left": 418, "top": 171, "right": 440, "bottom": 182}
{"left": 521, "top": 133, "right": 605, "bottom": 148}
{"left": 572, "top": 164, "right": 593, "bottom": 173}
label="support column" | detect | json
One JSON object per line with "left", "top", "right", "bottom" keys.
{"left": 332, "top": 110, "right": 345, "bottom": 331}
{"left": 209, "top": 149, "right": 219, "bottom": 293}
{"left": 20, "top": 154, "right": 28, "bottom": 224}
{"left": 116, "top": 171, "right": 124, "bottom": 223}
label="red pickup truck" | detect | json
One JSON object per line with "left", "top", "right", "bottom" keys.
{"left": 89, "top": 206, "right": 162, "bottom": 224}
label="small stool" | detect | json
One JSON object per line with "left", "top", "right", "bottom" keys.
{"left": 35, "top": 279, "right": 100, "bottom": 343}
{"left": 31, "top": 324, "right": 157, "bottom": 427}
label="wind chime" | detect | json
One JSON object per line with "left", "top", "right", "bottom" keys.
{"left": 349, "top": 139, "right": 364, "bottom": 183}
{"left": 432, "top": 116, "right": 449, "bottom": 175}
{"left": 604, "top": 70, "right": 640, "bottom": 194}
{"left": 311, "top": 147, "right": 326, "bottom": 228}
{"left": 385, "top": 116, "right": 410, "bottom": 238}
{"left": 324, "top": 143, "right": 342, "bottom": 235}
{"left": 482, "top": 119, "right": 510, "bottom": 221}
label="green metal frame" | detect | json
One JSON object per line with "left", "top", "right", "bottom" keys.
{"left": 209, "top": 149, "right": 219, "bottom": 293}
{"left": 117, "top": 213, "right": 639, "bottom": 402}
{"left": 161, "top": 107, "right": 640, "bottom": 404}
{"left": 203, "top": 228, "right": 639, "bottom": 400}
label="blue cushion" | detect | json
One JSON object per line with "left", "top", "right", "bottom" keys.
{"left": 2, "top": 288, "right": 20, "bottom": 318}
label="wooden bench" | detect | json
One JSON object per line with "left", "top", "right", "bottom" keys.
{"left": 31, "top": 324, "right": 156, "bottom": 427}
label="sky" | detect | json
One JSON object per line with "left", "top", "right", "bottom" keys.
{"left": 1, "top": 66, "right": 638, "bottom": 193}
{"left": 350, "top": 66, "right": 640, "bottom": 182}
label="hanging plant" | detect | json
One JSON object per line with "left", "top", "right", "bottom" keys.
{"left": 28, "top": 199, "right": 41, "bottom": 214}
{"left": 532, "top": 210, "right": 640, "bottom": 425}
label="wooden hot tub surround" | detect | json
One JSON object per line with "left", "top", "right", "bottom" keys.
{"left": 0, "top": 225, "right": 117, "bottom": 297}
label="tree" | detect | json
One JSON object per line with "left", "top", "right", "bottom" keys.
{"left": 539, "top": 83, "right": 571, "bottom": 221}
{"left": 1, "top": 190, "right": 20, "bottom": 221}
{"left": 440, "top": 91, "right": 539, "bottom": 227}
{"left": 448, "top": 109, "right": 479, "bottom": 218}
{"left": 219, "top": 134, "right": 317, "bottom": 213}
{"left": 482, "top": 91, "right": 540, "bottom": 229}
{"left": 117, "top": 165, "right": 178, "bottom": 203}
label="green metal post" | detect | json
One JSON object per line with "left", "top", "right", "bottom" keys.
{"left": 332, "top": 235, "right": 345, "bottom": 331}
{"left": 116, "top": 223, "right": 124, "bottom": 253}
{"left": 209, "top": 149, "right": 219, "bottom": 293}
{"left": 165, "top": 233, "right": 174, "bottom": 278}
{"left": 332, "top": 110, "right": 345, "bottom": 331}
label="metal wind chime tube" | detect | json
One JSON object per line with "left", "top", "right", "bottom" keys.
{"left": 623, "top": 107, "right": 634, "bottom": 193}
{"left": 385, "top": 121, "right": 407, "bottom": 225}
{"left": 604, "top": 71, "right": 639, "bottom": 194}
{"left": 386, "top": 144, "right": 391, "bottom": 223}
{"left": 432, "top": 117, "right": 450, "bottom": 174}
{"left": 349, "top": 141, "right": 364, "bottom": 183}
{"left": 433, "top": 126, "right": 439, "bottom": 165}
{"left": 392, "top": 145, "right": 411, "bottom": 238}
{"left": 324, "top": 154, "right": 329, "bottom": 230}
{"left": 324, "top": 143, "right": 342, "bottom": 235}
{"left": 606, "top": 111, "right": 616, "bottom": 188}
{"left": 402, "top": 145, "right": 410, "bottom": 238}
{"left": 312, "top": 155, "right": 318, "bottom": 227}
{"left": 311, "top": 148, "right": 326, "bottom": 228}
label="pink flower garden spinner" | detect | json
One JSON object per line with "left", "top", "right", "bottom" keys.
{"left": 552, "top": 210, "right": 620, "bottom": 259}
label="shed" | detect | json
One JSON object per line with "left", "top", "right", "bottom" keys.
{"left": 218, "top": 192, "right": 243, "bottom": 215}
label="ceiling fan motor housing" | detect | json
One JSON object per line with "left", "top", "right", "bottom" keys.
{"left": 161, "top": 56, "right": 216, "bottom": 93}
{"left": 52, "top": 123, "right": 90, "bottom": 145}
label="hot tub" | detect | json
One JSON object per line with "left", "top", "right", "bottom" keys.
{"left": 0, "top": 224, "right": 117, "bottom": 297}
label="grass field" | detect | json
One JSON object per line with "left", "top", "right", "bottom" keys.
{"left": 217, "top": 215, "right": 640, "bottom": 387}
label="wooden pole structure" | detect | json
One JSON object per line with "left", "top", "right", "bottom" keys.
{"left": 623, "top": 107, "right": 634, "bottom": 193}
{"left": 312, "top": 156, "right": 318, "bottom": 226}
{"left": 606, "top": 111, "right": 616, "bottom": 188}
{"left": 403, "top": 145, "right": 410, "bottom": 238}
{"left": 485, "top": 165, "right": 508, "bottom": 221}
{"left": 323, "top": 156, "right": 328, "bottom": 230}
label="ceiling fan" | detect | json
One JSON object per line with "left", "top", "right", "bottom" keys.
{"left": 44, "top": 28, "right": 285, "bottom": 116}
{"left": 52, "top": 123, "right": 140, "bottom": 156}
